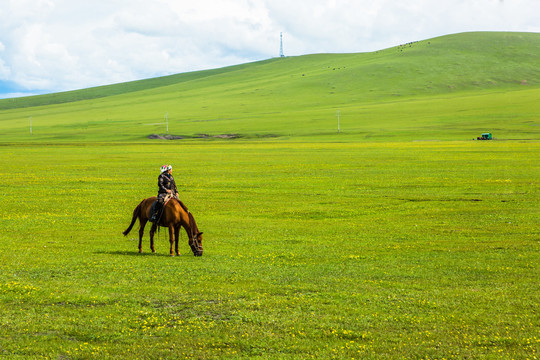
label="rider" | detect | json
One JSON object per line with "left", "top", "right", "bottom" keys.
{"left": 150, "top": 164, "right": 179, "bottom": 222}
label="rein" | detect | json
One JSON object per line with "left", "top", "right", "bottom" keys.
{"left": 187, "top": 211, "right": 203, "bottom": 251}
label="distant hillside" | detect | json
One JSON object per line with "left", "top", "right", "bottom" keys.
{"left": 0, "top": 66, "right": 249, "bottom": 110}
{"left": 0, "top": 32, "right": 539, "bottom": 142}
{"left": 1, "top": 32, "right": 538, "bottom": 111}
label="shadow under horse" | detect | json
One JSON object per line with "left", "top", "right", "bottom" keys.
{"left": 123, "top": 197, "right": 203, "bottom": 256}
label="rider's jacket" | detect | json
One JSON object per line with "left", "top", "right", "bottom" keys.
{"left": 158, "top": 172, "right": 178, "bottom": 195}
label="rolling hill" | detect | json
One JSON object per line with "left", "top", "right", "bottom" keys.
{"left": 0, "top": 31, "right": 539, "bottom": 141}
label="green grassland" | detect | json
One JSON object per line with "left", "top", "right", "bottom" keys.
{"left": 0, "top": 32, "right": 539, "bottom": 359}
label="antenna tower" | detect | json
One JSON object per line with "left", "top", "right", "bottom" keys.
{"left": 280, "top": 32, "right": 284, "bottom": 57}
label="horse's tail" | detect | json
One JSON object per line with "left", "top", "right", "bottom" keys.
{"left": 123, "top": 200, "right": 142, "bottom": 236}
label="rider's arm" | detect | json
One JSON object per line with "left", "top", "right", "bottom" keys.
{"left": 158, "top": 175, "right": 168, "bottom": 193}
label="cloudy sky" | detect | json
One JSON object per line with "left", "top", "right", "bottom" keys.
{"left": 0, "top": 0, "right": 539, "bottom": 98}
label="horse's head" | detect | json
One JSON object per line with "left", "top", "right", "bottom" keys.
{"left": 190, "top": 232, "right": 203, "bottom": 256}
{"left": 186, "top": 211, "right": 203, "bottom": 256}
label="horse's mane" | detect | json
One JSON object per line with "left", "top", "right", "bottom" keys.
{"left": 173, "top": 198, "right": 200, "bottom": 235}
{"left": 174, "top": 198, "right": 189, "bottom": 212}
{"left": 188, "top": 212, "right": 200, "bottom": 235}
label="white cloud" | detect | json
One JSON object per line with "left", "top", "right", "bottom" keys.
{"left": 0, "top": 41, "right": 11, "bottom": 79}
{"left": 0, "top": 0, "right": 538, "bottom": 97}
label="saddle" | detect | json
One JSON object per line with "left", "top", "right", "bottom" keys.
{"left": 149, "top": 194, "right": 170, "bottom": 223}
{"left": 149, "top": 195, "right": 189, "bottom": 223}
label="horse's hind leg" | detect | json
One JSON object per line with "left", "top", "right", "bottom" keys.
{"left": 138, "top": 221, "right": 147, "bottom": 253}
{"left": 149, "top": 223, "right": 157, "bottom": 253}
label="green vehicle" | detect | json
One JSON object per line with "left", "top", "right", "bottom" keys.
{"left": 477, "top": 133, "right": 492, "bottom": 140}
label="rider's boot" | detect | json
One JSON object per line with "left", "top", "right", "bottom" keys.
{"left": 150, "top": 202, "right": 162, "bottom": 222}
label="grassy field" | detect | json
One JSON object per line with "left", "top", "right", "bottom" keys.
{"left": 0, "top": 32, "right": 539, "bottom": 359}
{"left": 0, "top": 141, "right": 538, "bottom": 359}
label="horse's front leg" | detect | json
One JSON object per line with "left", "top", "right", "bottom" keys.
{"left": 168, "top": 226, "right": 175, "bottom": 256}
{"left": 174, "top": 226, "right": 181, "bottom": 256}
{"left": 149, "top": 223, "right": 157, "bottom": 253}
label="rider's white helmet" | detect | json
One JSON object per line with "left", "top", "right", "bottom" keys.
{"left": 160, "top": 164, "right": 172, "bottom": 173}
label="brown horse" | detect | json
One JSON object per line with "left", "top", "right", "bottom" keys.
{"left": 123, "top": 197, "right": 203, "bottom": 256}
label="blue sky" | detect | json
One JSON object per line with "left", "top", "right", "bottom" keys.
{"left": 0, "top": 80, "right": 23, "bottom": 97}
{"left": 1, "top": 0, "right": 539, "bottom": 99}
